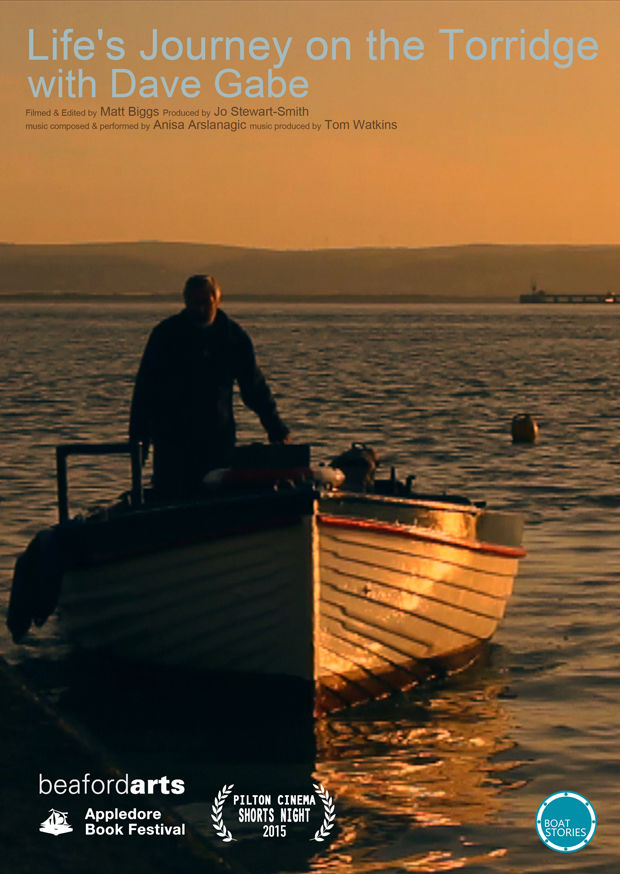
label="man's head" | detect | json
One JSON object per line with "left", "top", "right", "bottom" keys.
{"left": 183, "top": 274, "right": 222, "bottom": 324}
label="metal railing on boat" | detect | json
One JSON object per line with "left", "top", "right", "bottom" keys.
{"left": 55, "top": 441, "right": 143, "bottom": 524}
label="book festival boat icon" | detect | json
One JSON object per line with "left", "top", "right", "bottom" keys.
{"left": 40, "top": 809, "right": 73, "bottom": 836}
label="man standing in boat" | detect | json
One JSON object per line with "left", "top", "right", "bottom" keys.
{"left": 129, "top": 274, "right": 289, "bottom": 496}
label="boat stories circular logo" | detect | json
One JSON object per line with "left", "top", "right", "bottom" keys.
{"left": 535, "top": 791, "right": 596, "bottom": 853}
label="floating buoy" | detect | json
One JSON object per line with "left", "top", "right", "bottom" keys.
{"left": 511, "top": 414, "right": 539, "bottom": 444}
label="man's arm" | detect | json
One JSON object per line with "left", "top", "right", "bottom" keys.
{"left": 234, "top": 330, "right": 289, "bottom": 443}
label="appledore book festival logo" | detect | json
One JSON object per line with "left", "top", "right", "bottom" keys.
{"left": 536, "top": 791, "right": 597, "bottom": 853}
{"left": 40, "top": 809, "right": 73, "bottom": 836}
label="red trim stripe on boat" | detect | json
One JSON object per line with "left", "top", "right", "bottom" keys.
{"left": 317, "top": 514, "right": 526, "bottom": 559}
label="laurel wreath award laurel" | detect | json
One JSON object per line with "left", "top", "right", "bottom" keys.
{"left": 211, "top": 782, "right": 336, "bottom": 843}
{"left": 211, "top": 784, "right": 236, "bottom": 842}
{"left": 311, "top": 783, "right": 336, "bottom": 841}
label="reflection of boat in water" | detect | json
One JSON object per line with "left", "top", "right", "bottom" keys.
{"left": 7, "top": 442, "right": 525, "bottom": 715}
{"left": 316, "top": 686, "right": 516, "bottom": 824}
{"left": 313, "top": 684, "right": 522, "bottom": 872}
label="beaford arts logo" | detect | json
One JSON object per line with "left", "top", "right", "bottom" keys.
{"left": 40, "top": 809, "right": 73, "bottom": 836}
{"left": 536, "top": 791, "right": 597, "bottom": 853}
{"left": 211, "top": 783, "right": 336, "bottom": 842}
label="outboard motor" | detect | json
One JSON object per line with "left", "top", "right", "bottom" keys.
{"left": 331, "top": 443, "right": 378, "bottom": 491}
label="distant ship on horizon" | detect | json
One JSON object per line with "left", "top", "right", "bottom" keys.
{"left": 520, "top": 281, "right": 617, "bottom": 303}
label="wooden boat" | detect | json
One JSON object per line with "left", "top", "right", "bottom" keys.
{"left": 7, "top": 442, "right": 525, "bottom": 715}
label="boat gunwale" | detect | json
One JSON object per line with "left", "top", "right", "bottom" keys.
{"left": 317, "top": 513, "right": 526, "bottom": 559}
{"left": 322, "top": 489, "right": 484, "bottom": 514}
{"left": 62, "top": 512, "right": 307, "bottom": 568}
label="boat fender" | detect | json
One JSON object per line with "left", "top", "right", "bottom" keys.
{"left": 511, "top": 414, "right": 539, "bottom": 444}
{"left": 311, "top": 465, "right": 346, "bottom": 488}
{"left": 7, "top": 528, "right": 64, "bottom": 642}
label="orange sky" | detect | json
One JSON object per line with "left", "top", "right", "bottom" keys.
{"left": 2, "top": 0, "right": 620, "bottom": 248}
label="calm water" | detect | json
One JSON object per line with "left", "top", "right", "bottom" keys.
{"left": 1, "top": 302, "right": 619, "bottom": 872}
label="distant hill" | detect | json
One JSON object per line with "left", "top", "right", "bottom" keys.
{"left": 1, "top": 241, "right": 619, "bottom": 301}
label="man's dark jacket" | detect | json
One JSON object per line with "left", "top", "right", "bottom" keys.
{"left": 129, "top": 308, "right": 288, "bottom": 494}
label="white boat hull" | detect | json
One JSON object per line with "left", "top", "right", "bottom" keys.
{"left": 55, "top": 490, "right": 525, "bottom": 714}
{"left": 316, "top": 512, "right": 520, "bottom": 711}
{"left": 62, "top": 517, "right": 315, "bottom": 680}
